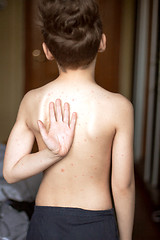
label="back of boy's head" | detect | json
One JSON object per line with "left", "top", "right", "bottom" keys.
{"left": 38, "top": 0, "right": 102, "bottom": 70}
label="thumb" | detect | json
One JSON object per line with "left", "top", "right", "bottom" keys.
{"left": 37, "top": 120, "right": 48, "bottom": 140}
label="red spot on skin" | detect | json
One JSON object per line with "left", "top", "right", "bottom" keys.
{"left": 61, "top": 169, "right": 65, "bottom": 172}
{"left": 48, "top": 93, "right": 51, "bottom": 96}
{"left": 94, "top": 167, "right": 97, "bottom": 170}
{"left": 84, "top": 139, "right": 87, "bottom": 142}
{"left": 80, "top": 189, "right": 83, "bottom": 192}
{"left": 90, "top": 155, "right": 94, "bottom": 158}
{"left": 82, "top": 174, "right": 85, "bottom": 177}
{"left": 71, "top": 163, "right": 74, "bottom": 167}
{"left": 74, "top": 175, "right": 77, "bottom": 178}
{"left": 90, "top": 176, "right": 93, "bottom": 179}
{"left": 72, "top": 98, "right": 75, "bottom": 101}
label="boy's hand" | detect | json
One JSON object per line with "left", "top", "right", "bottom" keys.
{"left": 38, "top": 99, "right": 77, "bottom": 157}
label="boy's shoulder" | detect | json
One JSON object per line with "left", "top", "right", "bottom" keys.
{"left": 107, "top": 91, "right": 134, "bottom": 127}
{"left": 18, "top": 87, "right": 43, "bottom": 119}
{"left": 21, "top": 85, "right": 45, "bottom": 106}
{"left": 98, "top": 87, "right": 134, "bottom": 127}
{"left": 97, "top": 85, "right": 133, "bottom": 111}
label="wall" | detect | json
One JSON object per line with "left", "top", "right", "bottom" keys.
{"left": 119, "top": 0, "right": 136, "bottom": 100}
{"left": 0, "top": 0, "right": 25, "bottom": 142}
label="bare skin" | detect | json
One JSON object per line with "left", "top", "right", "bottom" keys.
{"left": 3, "top": 40, "right": 135, "bottom": 240}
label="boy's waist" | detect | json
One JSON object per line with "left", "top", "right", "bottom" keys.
{"left": 35, "top": 182, "right": 113, "bottom": 210}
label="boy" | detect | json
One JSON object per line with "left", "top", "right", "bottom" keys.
{"left": 3, "top": 0, "right": 135, "bottom": 239}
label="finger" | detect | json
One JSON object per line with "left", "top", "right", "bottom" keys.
{"left": 70, "top": 112, "right": 77, "bottom": 133}
{"left": 55, "top": 99, "right": 62, "bottom": 122}
{"left": 49, "top": 102, "right": 56, "bottom": 124}
{"left": 63, "top": 102, "right": 70, "bottom": 124}
{"left": 37, "top": 120, "right": 48, "bottom": 140}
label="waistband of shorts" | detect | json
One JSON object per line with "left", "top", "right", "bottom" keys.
{"left": 34, "top": 205, "right": 115, "bottom": 217}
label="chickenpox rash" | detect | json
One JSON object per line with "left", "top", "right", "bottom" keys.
{"left": 61, "top": 168, "right": 65, "bottom": 172}
{"left": 48, "top": 92, "right": 53, "bottom": 97}
{"left": 74, "top": 175, "right": 77, "bottom": 178}
{"left": 15, "top": 139, "right": 20, "bottom": 144}
{"left": 90, "top": 155, "right": 94, "bottom": 158}
{"left": 90, "top": 176, "right": 93, "bottom": 179}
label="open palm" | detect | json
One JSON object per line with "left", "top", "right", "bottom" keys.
{"left": 38, "top": 99, "right": 77, "bottom": 157}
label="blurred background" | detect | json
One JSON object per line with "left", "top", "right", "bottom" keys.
{"left": 0, "top": 0, "right": 159, "bottom": 239}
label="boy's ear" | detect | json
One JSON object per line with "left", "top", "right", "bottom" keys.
{"left": 42, "top": 42, "right": 54, "bottom": 60}
{"left": 98, "top": 34, "right": 106, "bottom": 52}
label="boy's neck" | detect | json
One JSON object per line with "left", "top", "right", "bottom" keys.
{"left": 57, "top": 59, "right": 96, "bottom": 84}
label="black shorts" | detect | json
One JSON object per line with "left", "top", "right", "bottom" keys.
{"left": 26, "top": 206, "right": 119, "bottom": 240}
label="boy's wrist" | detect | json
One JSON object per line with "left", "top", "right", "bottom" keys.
{"left": 45, "top": 148, "right": 63, "bottom": 162}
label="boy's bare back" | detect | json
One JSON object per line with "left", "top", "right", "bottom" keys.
{"left": 23, "top": 73, "right": 133, "bottom": 211}
{"left": 4, "top": 0, "right": 135, "bottom": 237}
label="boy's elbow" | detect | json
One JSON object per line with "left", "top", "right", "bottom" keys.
{"left": 3, "top": 169, "right": 17, "bottom": 184}
{"left": 112, "top": 178, "right": 135, "bottom": 194}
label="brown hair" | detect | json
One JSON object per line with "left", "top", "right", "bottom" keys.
{"left": 38, "top": 0, "right": 103, "bottom": 70}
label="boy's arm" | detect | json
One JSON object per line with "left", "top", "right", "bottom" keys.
{"left": 111, "top": 98, "right": 135, "bottom": 240}
{"left": 3, "top": 96, "right": 77, "bottom": 183}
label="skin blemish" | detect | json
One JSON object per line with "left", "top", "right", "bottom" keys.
{"left": 61, "top": 168, "right": 65, "bottom": 173}
{"left": 82, "top": 174, "right": 85, "bottom": 177}
{"left": 74, "top": 175, "right": 77, "bottom": 178}
{"left": 84, "top": 138, "right": 87, "bottom": 142}
{"left": 70, "top": 163, "right": 74, "bottom": 167}
{"left": 94, "top": 167, "right": 97, "bottom": 170}
{"left": 90, "top": 155, "right": 94, "bottom": 158}
{"left": 90, "top": 176, "right": 93, "bottom": 179}
{"left": 80, "top": 189, "right": 84, "bottom": 192}
{"left": 72, "top": 98, "right": 75, "bottom": 102}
